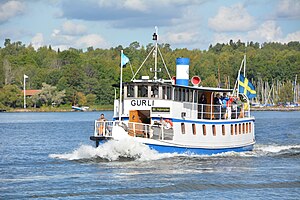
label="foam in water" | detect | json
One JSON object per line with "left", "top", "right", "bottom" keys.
{"left": 49, "top": 139, "right": 177, "bottom": 161}
{"left": 49, "top": 139, "right": 300, "bottom": 161}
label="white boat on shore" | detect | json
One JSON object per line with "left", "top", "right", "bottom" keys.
{"left": 90, "top": 28, "right": 255, "bottom": 155}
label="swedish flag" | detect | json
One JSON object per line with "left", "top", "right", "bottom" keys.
{"left": 238, "top": 74, "right": 256, "bottom": 99}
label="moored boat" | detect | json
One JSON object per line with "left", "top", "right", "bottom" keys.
{"left": 90, "top": 28, "right": 255, "bottom": 155}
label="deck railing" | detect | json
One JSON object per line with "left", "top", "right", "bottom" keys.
{"left": 94, "top": 120, "right": 117, "bottom": 136}
{"left": 197, "top": 103, "right": 251, "bottom": 120}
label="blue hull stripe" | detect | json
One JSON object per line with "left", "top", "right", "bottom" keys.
{"left": 113, "top": 117, "right": 254, "bottom": 125}
{"left": 145, "top": 143, "right": 254, "bottom": 155}
{"left": 151, "top": 117, "right": 254, "bottom": 125}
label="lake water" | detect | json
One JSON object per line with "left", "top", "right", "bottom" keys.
{"left": 0, "top": 111, "right": 299, "bottom": 199}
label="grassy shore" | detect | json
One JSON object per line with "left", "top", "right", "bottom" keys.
{"left": 2, "top": 105, "right": 113, "bottom": 112}
{"left": 2, "top": 105, "right": 299, "bottom": 112}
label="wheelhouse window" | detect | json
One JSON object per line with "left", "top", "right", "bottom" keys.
{"left": 127, "top": 85, "right": 135, "bottom": 97}
{"left": 138, "top": 85, "right": 148, "bottom": 97}
{"left": 151, "top": 85, "right": 159, "bottom": 98}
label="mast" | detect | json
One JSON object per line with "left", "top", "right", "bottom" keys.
{"left": 153, "top": 26, "right": 158, "bottom": 80}
{"left": 119, "top": 50, "right": 123, "bottom": 121}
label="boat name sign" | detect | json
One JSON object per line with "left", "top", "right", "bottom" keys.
{"left": 131, "top": 99, "right": 154, "bottom": 106}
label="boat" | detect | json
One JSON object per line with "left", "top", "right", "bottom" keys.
{"left": 72, "top": 106, "right": 89, "bottom": 111}
{"left": 90, "top": 28, "right": 255, "bottom": 155}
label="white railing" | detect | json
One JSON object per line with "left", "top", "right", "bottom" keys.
{"left": 94, "top": 120, "right": 172, "bottom": 140}
{"left": 197, "top": 103, "right": 251, "bottom": 120}
{"left": 94, "top": 120, "right": 118, "bottom": 137}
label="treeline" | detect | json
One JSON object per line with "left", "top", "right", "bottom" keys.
{"left": 0, "top": 38, "right": 299, "bottom": 109}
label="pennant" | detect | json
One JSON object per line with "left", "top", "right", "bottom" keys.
{"left": 121, "top": 52, "right": 129, "bottom": 67}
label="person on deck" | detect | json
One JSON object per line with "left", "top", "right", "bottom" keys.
{"left": 199, "top": 93, "right": 207, "bottom": 119}
{"left": 213, "top": 94, "right": 222, "bottom": 119}
{"left": 98, "top": 113, "right": 107, "bottom": 135}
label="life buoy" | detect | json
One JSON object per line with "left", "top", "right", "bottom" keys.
{"left": 164, "top": 119, "right": 173, "bottom": 129}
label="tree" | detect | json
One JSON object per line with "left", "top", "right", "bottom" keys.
{"left": 0, "top": 85, "right": 22, "bottom": 108}
{"left": 38, "top": 83, "right": 65, "bottom": 106}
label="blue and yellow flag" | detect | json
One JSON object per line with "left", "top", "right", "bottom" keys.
{"left": 238, "top": 74, "right": 256, "bottom": 99}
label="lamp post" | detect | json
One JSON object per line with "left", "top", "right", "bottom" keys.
{"left": 24, "top": 74, "right": 28, "bottom": 109}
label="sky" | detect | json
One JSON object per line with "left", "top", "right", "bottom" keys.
{"left": 0, "top": 0, "right": 299, "bottom": 51}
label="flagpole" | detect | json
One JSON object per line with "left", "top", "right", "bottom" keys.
{"left": 119, "top": 50, "right": 123, "bottom": 121}
{"left": 24, "top": 74, "right": 26, "bottom": 109}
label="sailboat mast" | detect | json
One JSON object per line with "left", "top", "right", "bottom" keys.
{"left": 154, "top": 26, "right": 158, "bottom": 80}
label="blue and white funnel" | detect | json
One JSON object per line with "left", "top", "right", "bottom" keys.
{"left": 176, "top": 58, "right": 190, "bottom": 86}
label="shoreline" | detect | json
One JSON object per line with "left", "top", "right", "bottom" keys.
{"left": 251, "top": 106, "right": 300, "bottom": 111}
{"left": 1, "top": 106, "right": 300, "bottom": 113}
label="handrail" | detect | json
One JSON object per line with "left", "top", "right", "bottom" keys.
{"left": 197, "top": 103, "right": 250, "bottom": 120}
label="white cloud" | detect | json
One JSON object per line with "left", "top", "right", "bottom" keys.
{"left": 276, "top": 0, "right": 300, "bottom": 18}
{"left": 31, "top": 33, "right": 44, "bottom": 49}
{"left": 208, "top": 3, "right": 256, "bottom": 32}
{"left": 123, "top": 0, "right": 148, "bottom": 11}
{"left": 282, "top": 31, "right": 300, "bottom": 42}
{"left": 248, "top": 20, "right": 282, "bottom": 42}
{"left": 163, "top": 31, "right": 199, "bottom": 46}
{"left": 0, "top": 0, "right": 25, "bottom": 23}
{"left": 212, "top": 21, "right": 285, "bottom": 45}
{"left": 75, "top": 34, "right": 107, "bottom": 48}
{"left": 62, "top": 21, "right": 87, "bottom": 35}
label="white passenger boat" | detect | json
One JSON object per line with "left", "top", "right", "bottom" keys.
{"left": 90, "top": 28, "right": 255, "bottom": 155}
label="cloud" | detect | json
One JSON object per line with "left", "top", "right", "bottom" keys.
{"left": 59, "top": 0, "right": 192, "bottom": 28}
{"left": 49, "top": 24, "right": 108, "bottom": 50}
{"left": 211, "top": 20, "right": 284, "bottom": 45}
{"left": 62, "top": 21, "right": 87, "bottom": 35}
{"left": 163, "top": 31, "right": 199, "bottom": 46}
{"left": 31, "top": 33, "right": 44, "bottom": 49}
{"left": 75, "top": 34, "right": 107, "bottom": 48}
{"left": 248, "top": 20, "right": 282, "bottom": 42}
{"left": 208, "top": 3, "right": 256, "bottom": 32}
{"left": 276, "top": 0, "right": 300, "bottom": 19}
{"left": 281, "top": 31, "right": 300, "bottom": 42}
{"left": 0, "top": 0, "right": 25, "bottom": 23}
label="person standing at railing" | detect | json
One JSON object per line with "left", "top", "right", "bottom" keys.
{"left": 199, "top": 93, "right": 207, "bottom": 119}
{"left": 213, "top": 94, "right": 222, "bottom": 119}
{"left": 98, "top": 113, "right": 107, "bottom": 135}
{"left": 221, "top": 93, "right": 229, "bottom": 119}
{"left": 226, "top": 96, "right": 234, "bottom": 119}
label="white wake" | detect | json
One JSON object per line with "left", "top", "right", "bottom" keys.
{"left": 49, "top": 139, "right": 177, "bottom": 161}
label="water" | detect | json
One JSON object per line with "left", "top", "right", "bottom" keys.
{"left": 0, "top": 111, "right": 299, "bottom": 199}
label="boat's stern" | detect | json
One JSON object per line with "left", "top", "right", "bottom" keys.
{"left": 90, "top": 120, "right": 129, "bottom": 147}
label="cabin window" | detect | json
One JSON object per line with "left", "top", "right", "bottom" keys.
{"left": 202, "top": 125, "right": 206, "bottom": 136}
{"left": 192, "top": 124, "right": 196, "bottom": 135}
{"left": 189, "top": 90, "right": 193, "bottom": 102}
{"left": 175, "top": 88, "right": 180, "bottom": 101}
{"left": 167, "top": 87, "right": 172, "bottom": 100}
{"left": 127, "top": 85, "right": 134, "bottom": 97}
{"left": 181, "top": 123, "right": 185, "bottom": 134}
{"left": 239, "top": 124, "right": 242, "bottom": 134}
{"left": 151, "top": 85, "right": 159, "bottom": 98}
{"left": 181, "top": 89, "right": 185, "bottom": 102}
{"left": 222, "top": 125, "right": 225, "bottom": 135}
{"left": 212, "top": 125, "right": 216, "bottom": 136}
{"left": 163, "top": 86, "right": 171, "bottom": 100}
{"left": 249, "top": 122, "right": 252, "bottom": 132}
{"left": 246, "top": 123, "right": 249, "bottom": 133}
{"left": 193, "top": 91, "right": 198, "bottom": 103}
{"left": 235, "top": 124, "right": 238, "bottom": 135}
{"left": 231, "top": 124, "right": 234, "bottom": 135}
{"left": 138, "top": 85, "right": 148, "bottom": 97}
{"left": 242, "top": 123, "right": 245, "bottom": 134}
